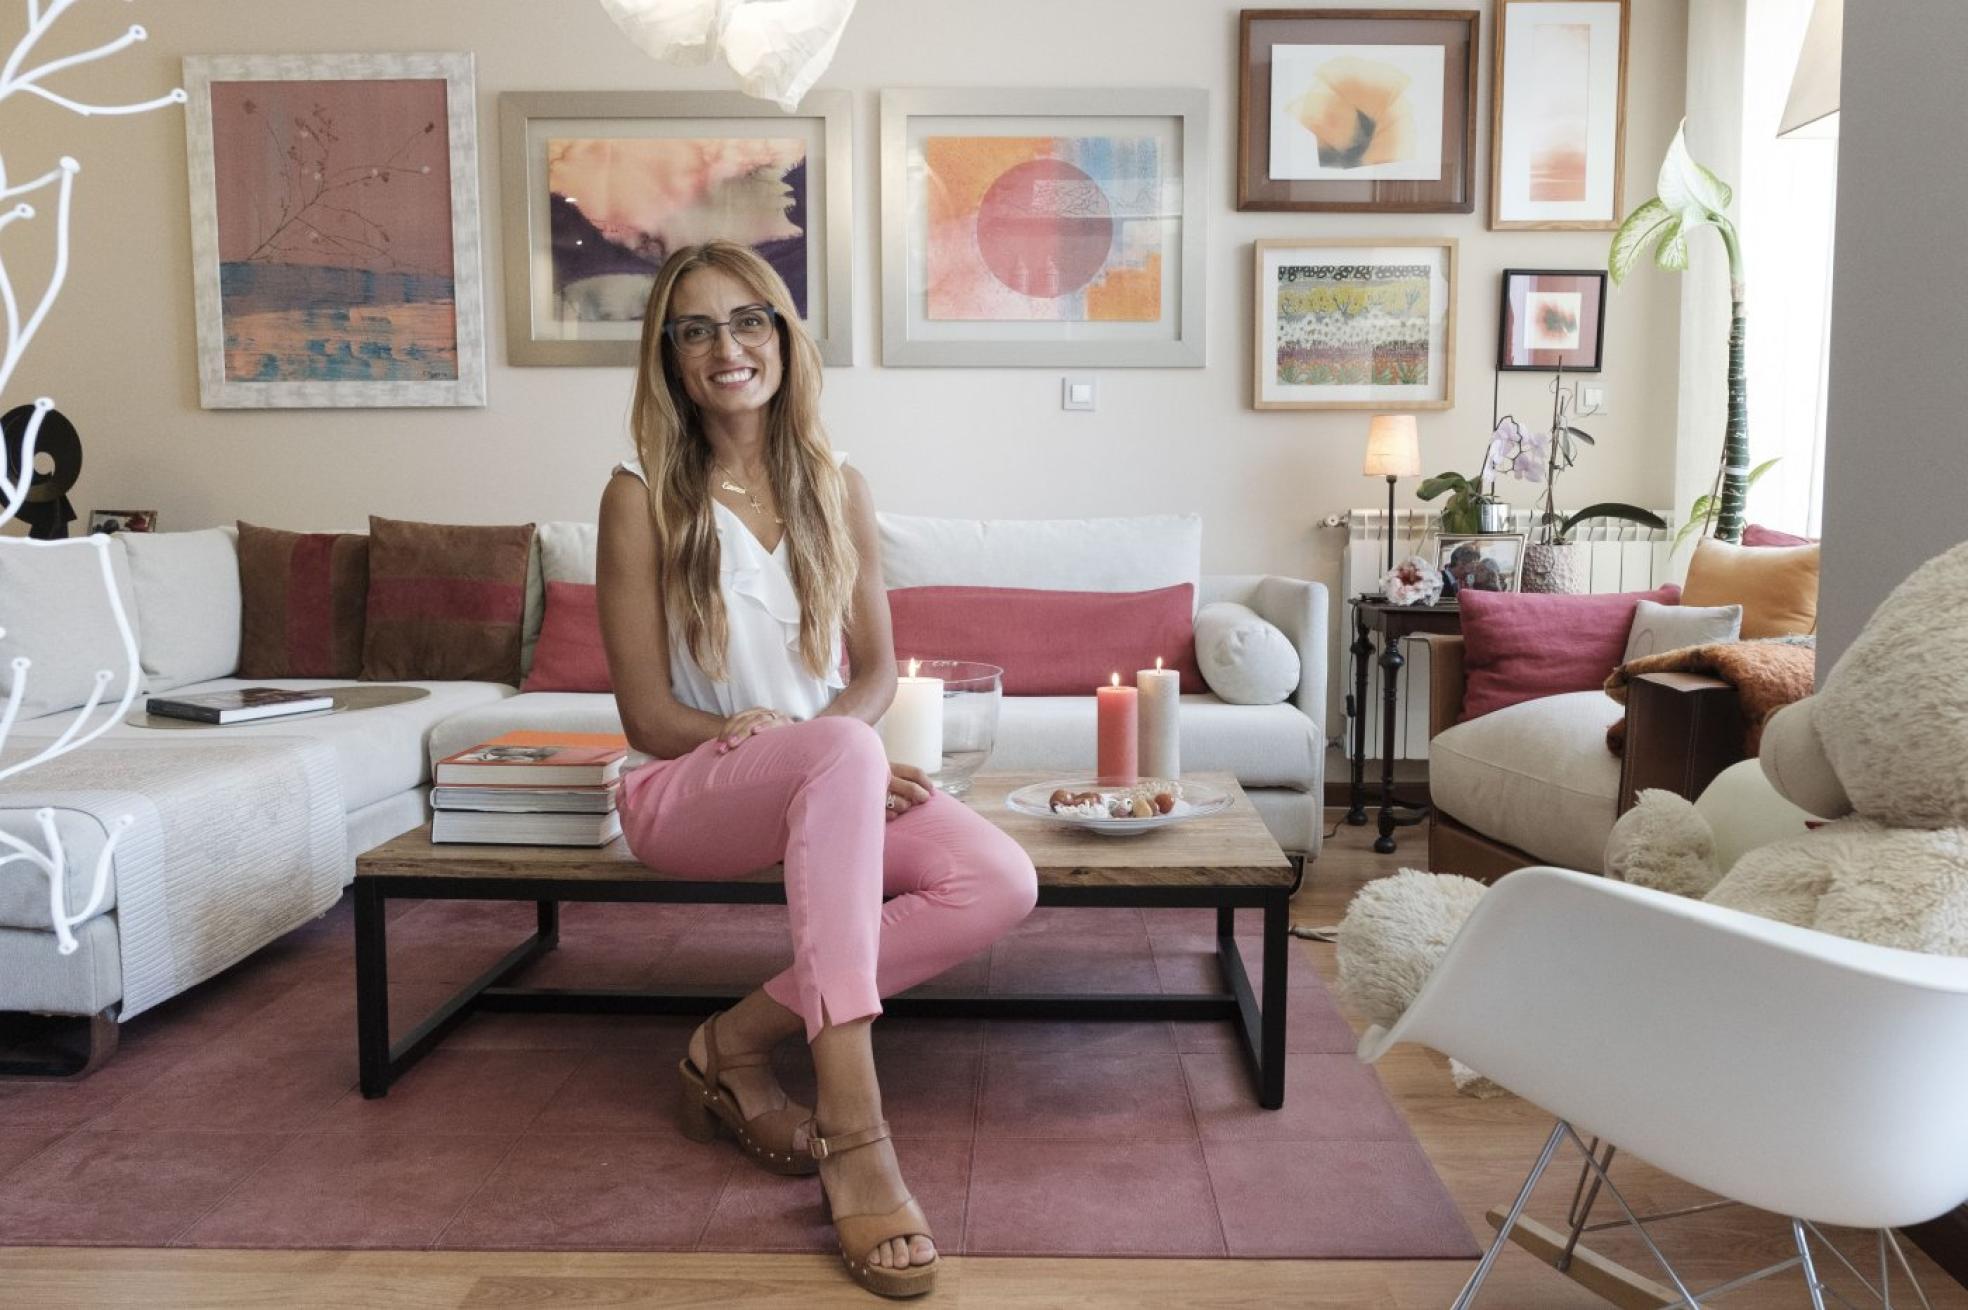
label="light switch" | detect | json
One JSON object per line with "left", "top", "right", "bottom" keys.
{"left": 1580, "top": 383, "right": 1608, "bottom": 413}
{"left": 1062, "top": 376, "right": 1096, "bottom": 411}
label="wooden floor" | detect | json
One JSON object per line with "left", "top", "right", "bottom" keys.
{"left": 4, "top": 814, "right": 1964, "bottom": 1309}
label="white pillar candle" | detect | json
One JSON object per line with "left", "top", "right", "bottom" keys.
{"left": 1136, "top": 656, "right": 1181, "bottom": 780}
{"left": 881, "top": 657, "right": 944, "bottom": 773}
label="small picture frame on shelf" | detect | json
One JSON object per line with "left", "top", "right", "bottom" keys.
{"left": 88, "top": 508, "right": 159, "bottom": 534}
{"left": 1438, "top": 532, "right": 1525, "bottom": 593}
{"left": 1499, "top": 268, "right": 1607, "bottom": 372}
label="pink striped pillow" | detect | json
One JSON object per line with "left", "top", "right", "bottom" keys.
{"left": 522, "top": 581, "right": 612, "bottom": 692}
{"left": 888, "top": 583, "right": 1203, "bottom": 696}
{"left": 1459, "top": 584, "right": 1681, "bottom": 721}
{"left": 361, "top": 516, "right": 534, "bottom": 684}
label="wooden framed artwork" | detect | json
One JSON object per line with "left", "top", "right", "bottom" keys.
{"left": 1490, "top": 0, "right": 1630, "bottom": 230}
{"left": 498, "top": 91, "right": 852, "bottom": 368}
{"left": 1499, "top": 268, "right": 1607, "bottom": 371}
{"left": 1253, "top": 237, "right": 1457, "bottom": 411}
{"left": 182, "top": 53, "right": 486, "bottom": 409}
{"left": 1237, "top": 9, "right": 1478, "bottom": 213}
{"left": 880, "top": 87, "right": 1209, "bottom": 367}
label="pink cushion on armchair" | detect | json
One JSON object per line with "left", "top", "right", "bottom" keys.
{"left": 888, "top": 583, "right": 1204, "bottom": 695}
{"left": 1459, "top": 584, "right": 1681, "bottom": 721}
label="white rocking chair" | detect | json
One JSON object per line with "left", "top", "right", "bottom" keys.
{"left": 1359, "top": 866, "right": 1968, "bottom": 1308}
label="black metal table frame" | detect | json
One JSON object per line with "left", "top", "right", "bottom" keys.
{"left": 355, "top": 875, "right": 1295, "bottom": 1109}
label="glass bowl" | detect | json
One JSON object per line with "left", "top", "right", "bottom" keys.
{"left": 908, "top": 659, "right": 1002, "bottom": 797}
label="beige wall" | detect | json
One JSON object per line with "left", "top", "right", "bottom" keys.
{"left": 19, "top": 0, "right": 1685, "bottom": 594}
{"left": 1817, "top": 0, "right": 1968, "bottom": 667}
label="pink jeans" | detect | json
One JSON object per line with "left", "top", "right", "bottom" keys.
{"left": 616, "top": 716, "right": 1038, "bottom": 1041}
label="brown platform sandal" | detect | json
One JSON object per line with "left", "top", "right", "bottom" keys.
{"left": 803, "top": 1118, "right": 938, "bottom": 1299}
{"left": 675, "top": 1013, "right": 818, "bottom": 1177}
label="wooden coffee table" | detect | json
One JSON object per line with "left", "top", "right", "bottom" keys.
{"left": 352, "top": 771, "right": 1297, "bottom": 1107}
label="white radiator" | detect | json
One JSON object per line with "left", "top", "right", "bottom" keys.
{"left": 1340, "top": 508, "right": 1675, "bottom": 761}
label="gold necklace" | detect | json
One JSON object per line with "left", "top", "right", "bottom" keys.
{"left": 716, "top": 463, "right": 782, "bottom": 525}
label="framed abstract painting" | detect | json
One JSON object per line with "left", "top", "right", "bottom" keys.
{"left": 182, "top": 53, "right": 486, "bottom": 409}
{"left": 1498, "top": 268, "right": 1606, "bottom": 371}
{"left": 1237, "top": 9, "right": 1478, "bottom": 213}
{"left": 880, "top": 87, "right": 1208, "bottom": 367}
{"left": 1252, "top": 237, "right": 1457, "bottom": 411}
{"left": 498, "top": 90, "right": 852, "bottom": 368}
{"left": 1490, "top": 0, "right": 1629, "bottom": 230}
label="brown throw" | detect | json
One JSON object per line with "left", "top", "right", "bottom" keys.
{"left": 1603, "top": 640, "right": 1817, "bottom": 756}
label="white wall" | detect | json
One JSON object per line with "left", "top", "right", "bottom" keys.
{"left": 1817, "top": 0, "right": 1968, "bottom": 666}
{"left": 16, "top": 0, "right": 1685, "bottom": 595}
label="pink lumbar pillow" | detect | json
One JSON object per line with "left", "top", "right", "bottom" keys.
{"left": 1742, "top": 523, "right": 1816, "bottom": 548}
{"left": 887, "top": 583, "right": 1204, "bottom": 696}
{"left": 522, "top": 580, "right": 612, "bottom": 693}
{"left": 1459, "top": 584, "right": 1681, "bottom": 721}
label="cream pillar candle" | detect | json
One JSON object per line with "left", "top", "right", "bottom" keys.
{"left": 881, "top": 658, "right": 944, "bottom": 773}
{"left": 1136, "top": 656, "right": 1180, "bottom": 780}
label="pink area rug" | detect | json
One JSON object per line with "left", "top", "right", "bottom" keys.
{"left": 0, "top": 898, "right": 1477, "bottom": 1260}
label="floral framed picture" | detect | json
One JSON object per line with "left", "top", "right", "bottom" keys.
{"left": 1252, "top": 237, "right": 1457, "bottom": 411}
{"left": 182, "top": 53, "right": 486, "bottom": 409}
{"left": 499, "top": 91, "right": 853, "bottom": 368}
{"left": 1499, "top": 268, "right": 1607, "bottom": 371}
{"left": 1491, "top": 0, "right": 1630, "bottom": 230}
{"left": 1238, "top": 9, "right": 1479, "bottom": 213}
{"left": 880, "top": 87, "right": 1208, "bottom": 367}
{"left": 1438, "top": 532, "right": 1526, "bottom": 593}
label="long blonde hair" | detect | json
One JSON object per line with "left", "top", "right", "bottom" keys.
{"left": 629, "top": 241, "right": 857, "bottom": 682}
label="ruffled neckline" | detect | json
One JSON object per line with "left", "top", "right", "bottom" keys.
{"left": 711, "top": 500, "right": 845, "bottom": 690}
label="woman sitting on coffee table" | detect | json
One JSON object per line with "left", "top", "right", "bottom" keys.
{"left": 596, "top": 241, "right": 1038, "bottom": 1298}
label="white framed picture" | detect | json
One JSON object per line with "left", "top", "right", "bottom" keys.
{"left": 1491, "top": 0, "right": 1630, "bottom": 230}
{"left": 1252, "top": 237, "right": 1457, "bottom": 411}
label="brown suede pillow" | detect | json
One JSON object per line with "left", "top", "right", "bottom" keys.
{"left": 236, "top": 522, "right": 370, "bottom": 678}
{"left": 361, "top": 516, "right": 535, "bottom": 684}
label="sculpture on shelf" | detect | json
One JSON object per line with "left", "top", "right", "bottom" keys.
{"left": 597, "top": 0, "right": 857, "bottom": 110}
{"left": 0, "top": 0, "right": 183, "bottom": 956}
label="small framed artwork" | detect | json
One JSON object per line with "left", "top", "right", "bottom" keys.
{"left": 1238, "top": 9, "right": 1479, "bottom": 213}
{"left": 500, "top": 91, "right": 853, "bottom": 368}
{"left": 182, "top": 53, "right": 486, "bottom": 409}
{"left": 1491, "top": 0, "right": 1630, "bottom": 230}
{"left": 1438, "top": 533, "right": 1525, "bottom": 593}
{"left": 1499, "top": 269, "right": 1607, "bottom": 371}
{"left": 1253, "top": 237, "right": 1457, "bottom": 411}
{"left": 88, "top": 509, "right": 159, "bottom": 535}
{"left": 880, "top": 87, "right": 1208, "bottom": 367}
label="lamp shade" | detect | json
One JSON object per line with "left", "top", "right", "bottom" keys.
{"left": 1778, "top": 0, "right": 1841, "bottom": 138}
{"left": 1363, "top": 414, "right": 1421, "bottom": 478}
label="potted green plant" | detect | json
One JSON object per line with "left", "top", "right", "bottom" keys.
{"left": 1417, "top": 416, "right": 1544, "bottom": 535}
{"left": 1609, "top": 121, "right": 1759, "bottom": 545}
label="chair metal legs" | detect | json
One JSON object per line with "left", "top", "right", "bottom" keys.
{"left": 1451, "top": 1119, "right": 1566, "bottom": 1310}
{"left": 1795, "top": 1218, "right": 1831, "bottom": 1310}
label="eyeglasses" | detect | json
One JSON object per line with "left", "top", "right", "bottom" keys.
{"left": 662, "top": 305, "right": 780, "bottom": 357}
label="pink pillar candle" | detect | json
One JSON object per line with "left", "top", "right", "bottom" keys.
{"left": 1096, "top": 672, "right": 1138, "bottom": 785}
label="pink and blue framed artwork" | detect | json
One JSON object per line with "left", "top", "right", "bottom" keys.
{"left": 183, "top": 53, "right": 486, "bottom": 408}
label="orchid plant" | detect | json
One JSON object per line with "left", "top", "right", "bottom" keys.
{"left": 1416, "top": 416, "right": 1547, "bottom": 535}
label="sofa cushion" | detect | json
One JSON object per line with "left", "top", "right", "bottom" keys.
{"left": 1742, "top": 523, "right": 1815, "bottom": 548}
{"left": 1622, "top": 597, "right": 1742, "bottom": 662}
{"left": 878, "top": 513, "right": 1202, "bottom": 600}
{"left": 987, "top": 694, "right": 1321, "bottom": 790}
{"left": 1193, "top": 602, "right": 1299, "bottom": 705}
{"left": 520, "top": 521, "right": 599, "bottom": 677}
{"left": 427, "top": 691, "right": 628, "bottom": 769}
{"left": 1682, "top": 536, "right": 1820, "bottom": 638}
{"left": 122, "top": 527, "right": 241, "bottom": 693}
{"left": 888, "top": 583, "right": 1203, "bottom": 695}
{"left": 1430, "top": 689, "right": 1626, "bottom": 872}
{"left": 0, "top": 535, "right": 144, "bottom": 720}
{"left": 1460, "top": 584, "right": 1680, "bottom": 720}
{"left": 362, "top": 516, "right": 534, "bottom": 685}
{"left": 237, "top": 522, "right": 369, "bottom": 679}
{"left": 522, "top": 581, "right": 611, "bottom": 693}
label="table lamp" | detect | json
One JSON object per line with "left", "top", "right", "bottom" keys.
{"left": 1363, "top": 414, "right": 1421, "bottom": 572}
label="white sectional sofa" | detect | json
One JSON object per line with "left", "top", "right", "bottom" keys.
{"left": 0, "top": 514, "right": 1326, "bottom": 1050}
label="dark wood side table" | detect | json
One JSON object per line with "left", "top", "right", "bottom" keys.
{"left": 1348, "top": 598, "right": 1463, "bottom": 853}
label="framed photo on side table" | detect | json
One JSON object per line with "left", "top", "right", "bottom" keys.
{"left": 499, "top": 91, "right": 853, "bottom": 367}
{"left": 1253, "top": 237, "right": 1457, "bottom": 411}
{"left": 1438, "top": 532, "right": 1526, "bottom": 593}
{"left": 1499, "top": 268, "right": 1607, "bottom": 371}
{"left": 880, "top": 87, "right": 1208, "bottom": 367}
{"left": 182, "top": 53, "right": 486, "bottom": 409}
{"left": 1238, "top": 9, "right": 1478, "bottom": 213}
{"left": 1491, "top": 0, "right": 1629, "bottom": 230}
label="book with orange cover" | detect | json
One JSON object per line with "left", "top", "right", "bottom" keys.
{"left": 433, "top": 731, "right": 630, "bottom": 787}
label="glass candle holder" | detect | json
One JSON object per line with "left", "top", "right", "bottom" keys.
{"left": 908, "top": 659, "right": 1002, "bottom": 797}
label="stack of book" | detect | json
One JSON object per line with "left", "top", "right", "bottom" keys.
{"left": 430, "top": 730, "right": 630, "bottom": 846}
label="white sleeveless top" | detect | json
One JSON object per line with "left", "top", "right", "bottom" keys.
{"left": 616, "top": 457, "right": 845, "bottom": 721}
